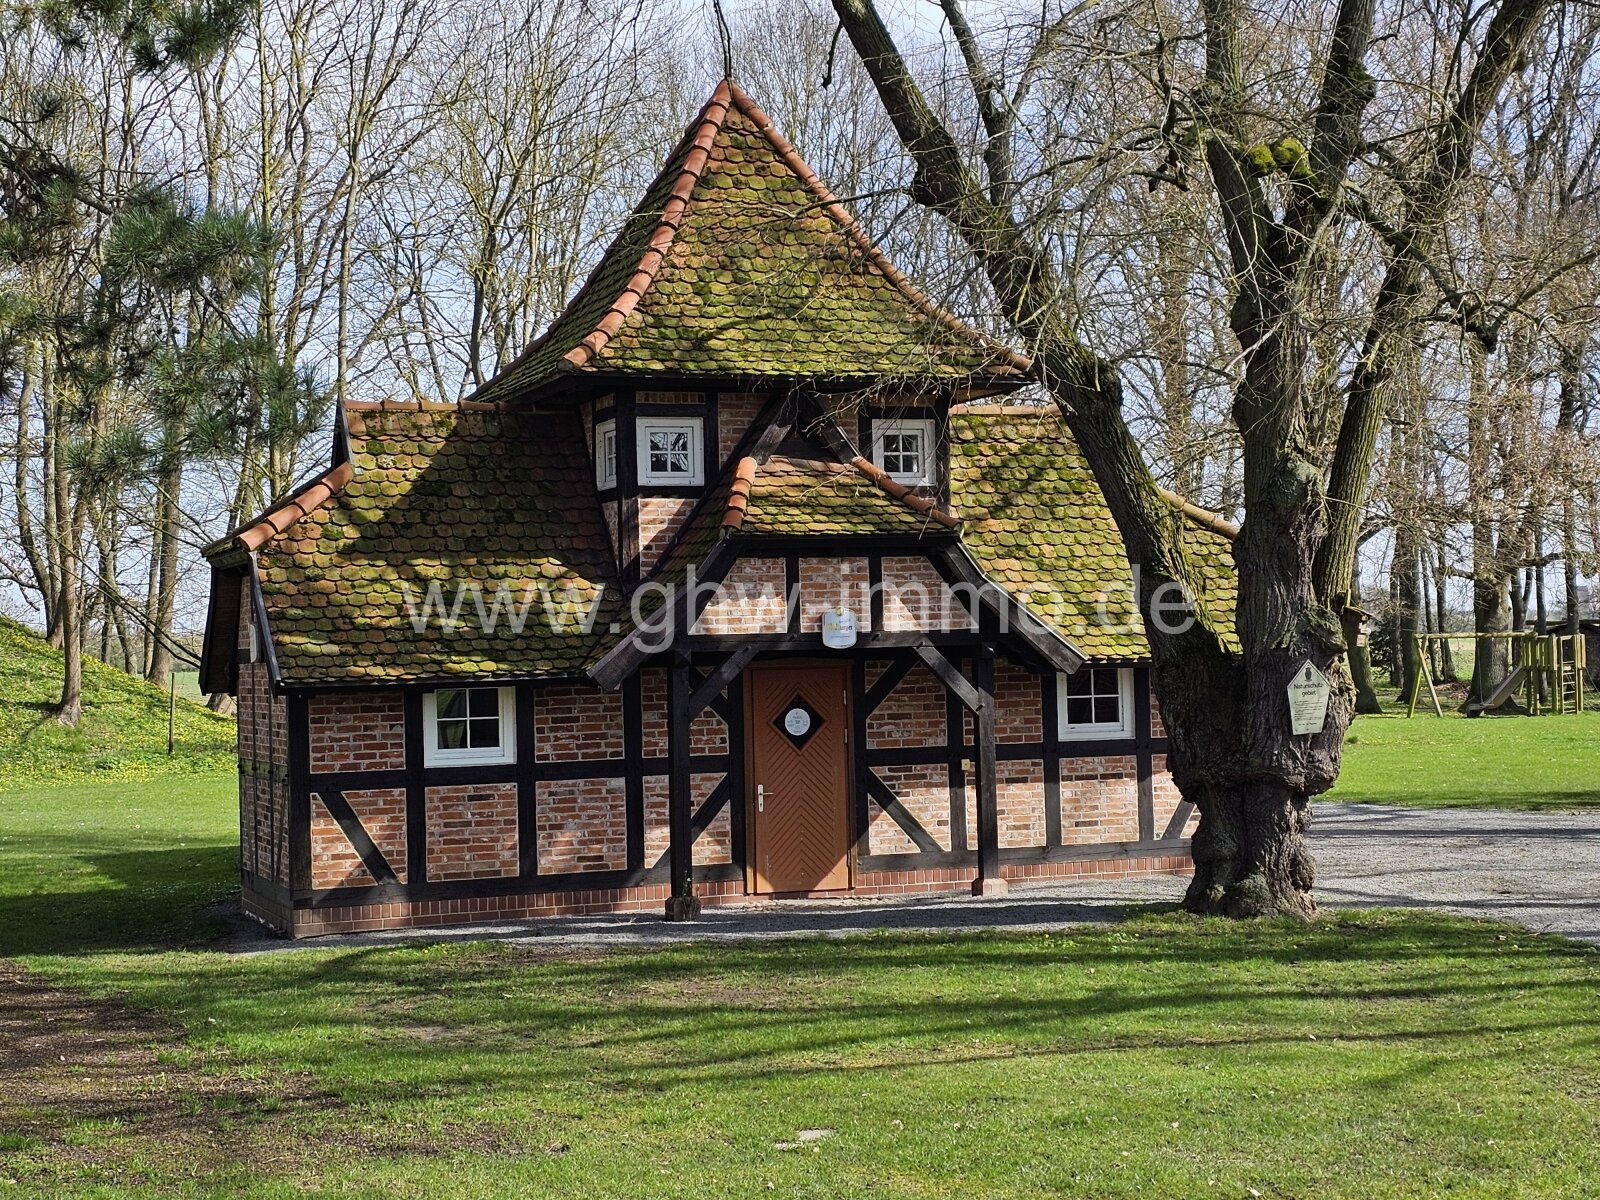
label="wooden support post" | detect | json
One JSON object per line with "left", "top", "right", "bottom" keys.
{"left": 972, "top": 643, "right": 1006, "bottom": 897}
{"left": 664, "top": 651, "right": 701, "bottom": 921}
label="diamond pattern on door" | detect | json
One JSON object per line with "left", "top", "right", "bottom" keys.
{"left": 771, "top": 693, "right": 824, "bottom": 750}
{"left": 749, "top": 664, "right": 851, "bottom": 893}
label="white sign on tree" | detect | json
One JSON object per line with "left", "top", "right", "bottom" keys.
{"left": 1287, "top": 660, "right": 1331, "bottom": 735}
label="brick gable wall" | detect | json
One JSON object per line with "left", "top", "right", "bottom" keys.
{"left": 236, "top": 576, "right": 289, "bottom": 888}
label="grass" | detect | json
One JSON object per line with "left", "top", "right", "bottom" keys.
{"left": 0, "top": 774, "right": 239, "bottom": 955}
{"left": 10, "top": 912, "right": 1600, "bottom": 1198}
{"left": 4, "top": 650, "right": 1599, "bottom": 1195}
{"left": 1331, "top": 707, "right": 1600, "bottom": 810}
{"left": 3, "top": 760, "right": 1600, "bottom": 1196}
{"left": 0, "top": 615, "right": 234, "bottom": 790}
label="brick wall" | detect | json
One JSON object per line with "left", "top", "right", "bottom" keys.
{"left": 643, "top": 772, "right": 732, "bottom": 866}
{"left": 425, "top": 784, "right": 518, "bottom": 880}
{"left": 310, "top": 788, "right": 407, "bottom": 888}
{"left": 994, "top": 659, "right": 1042, "bottom": 743}
{"left": 537, "top": 776, "right": 627, "bottom": 872}
{"left": 239, "top": 773, "right": 290, "bottom": 885}
{"left": 798, "top": 557, "right": 870, "bottom": 632}
{"left": 274, "top": 856, "right": 1192, "bottom": 937}
{"left": 880, "top": 556, "right": 975, "bottom": 631}
{"left": 307, "top": 693, "right": 405, "bottom": 773}
{"left": 602, "top": 500, "right": 619, "bottom": 564}
{"left": 718, "top": 392, "right": 769, "bottom": 463}
{"left": 694, "top": 557, "right": 787, "bottom": 634}
{"left": 638, "top": 497, "right": 696, "bottom": 576}
{"left": 867, "top": 762, "right": 953, "bottom": 853}
{"left": 997, "top": 759, "right": 1046, "bottom": 848}
{"left": 1150, "top": 752, "right": 1195, "bottom": 837}
{"left": 236, "top": 576, "right": 289, "bottom": 886}
{"left": 1060, "top": 755, "right": 1140, "bottom": 843}
{"left": 639, "top": 669, "right": 728, "bottom": 756}
{"left": 865, "top": 663, "right": 946, "bottom": 749}
{"left": 535, "top": 684, "right": 625, "bottom": 761}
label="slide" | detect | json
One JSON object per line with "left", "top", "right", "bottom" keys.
{"left": 1465, "top": 664, "right": 1527, "bottom": 715}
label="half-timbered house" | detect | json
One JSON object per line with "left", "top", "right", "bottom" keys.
{"left": 200, "top": 80, "right": 1237, "bottom": 937}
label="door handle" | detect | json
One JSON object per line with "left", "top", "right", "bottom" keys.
{"left": 757, "top": 784, "right": 769, "bottom": 812}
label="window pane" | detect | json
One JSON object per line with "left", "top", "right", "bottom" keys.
{"left": 648, "top": 429, "right": 691, "bottom": 476}
{"left": 468, "top": 688, "right": 499, "bottom": 718}
{"left": 1093, "top": 696, "right": 1120, "bottom": 725}
{"left": 436, "top": 718, "right": 468, "bottom": 748}
{"left": 435, "top": 689, "right": 466, "bottom": 719}
{"left": 1065, "top": 672, "right": 1090, "bottom": 698}
{"left": 1067, "top": 697, "right": 1094, "bottom": 726}
{"left": 467, "top": 718, "right": 501, "bottom": 749}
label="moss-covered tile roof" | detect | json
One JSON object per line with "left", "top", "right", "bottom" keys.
{"left": 237, "top": 404, "right": 621, "bottom": 684}
{"left": 737, "top": 453, "right": 950, "bottom": 536}
{"left": 949, "top": 406, "right": 1239, "bottom": 660}
{"left": 474, "top": 80, "right": 1028, "bottom": 400}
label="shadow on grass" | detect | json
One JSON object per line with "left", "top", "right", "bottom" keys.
{"left": 0, "top": 845, "right": 235, "bottom": 957}
{"left": 46, "top": 912, "right": 1600, "bottom": 1116}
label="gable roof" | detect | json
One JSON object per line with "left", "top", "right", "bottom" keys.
{"left": 474, "top": 80, "right": 1029, "bottom": 400}
{"left": 948, "top": 405, "right": 1239, "bottom": 660}
{"left": 206, "top": 402, "right": 621, "bottom": 685}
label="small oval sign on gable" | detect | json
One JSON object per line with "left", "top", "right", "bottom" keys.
{"left": 821, "top": 606, "right": 857, "bottom": 649}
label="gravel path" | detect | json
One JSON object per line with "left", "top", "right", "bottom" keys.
{"left": 232, "top": 802, "right": 1599, "bottom": 952}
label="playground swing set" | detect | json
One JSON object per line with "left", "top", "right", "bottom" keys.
{"left": 1406, "top": 630, "right": 1588, "bottom": 717}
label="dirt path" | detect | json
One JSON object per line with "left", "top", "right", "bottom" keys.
{"left": 0, "top": 962, "right": 324, "bottom": 1189}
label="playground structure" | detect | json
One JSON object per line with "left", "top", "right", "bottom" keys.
{"left": 1407, "top": 631, "right": 1587, "bottom": 717}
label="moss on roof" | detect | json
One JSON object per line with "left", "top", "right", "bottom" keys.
{"left": 739, "top": 454, "right": 948, "bottom": 537}
{"left": 251, "top": 406, "right": 621, "bottom": 684}
{"left": 949, "top": 406, "right": 1239, "bottom": 660}
{"left": 476, "top": 82, "right": 1025, "bottom": 399}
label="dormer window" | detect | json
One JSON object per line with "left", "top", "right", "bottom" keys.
{"left": 872, "top": 417, "right": 936, "bottom": 486}
{"left": 638, "top": 416, "right": 704, "bottom": 486}
{"left": 594, "top": 418, "right": 617, "bottom": 489}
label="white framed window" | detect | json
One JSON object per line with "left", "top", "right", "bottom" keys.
{"left": 871, "top": 417, "right": 937, "bottom": 485}
{"left": 594, "top": 418, "right": 617, "bottom": 489}
{"left": 637, "top": 416, "right": 704, "bottom": 486}
{"left": 1057, "top": 667, "right": 1134, "bottom": 740}
{"left": 423, "top": 685, "right": 516, "bottom": 767}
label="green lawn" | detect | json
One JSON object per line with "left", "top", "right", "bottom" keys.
{"left": 0, "top": 774, "right": 238, "bottom": 955}
{"left": 0, "top": 616, "right": 234, "bottom": 791}
{"left": 3, "top": 757, "right": 1600, "bottom": 1197}
{"left": 1329, "top": 708, "right": 1600, "bottom": 810}
{"left": 5, "top": 660, "right": 1600, "bottom": 1196}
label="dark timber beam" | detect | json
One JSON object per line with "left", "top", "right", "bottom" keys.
{"left": 665, "top": 651, "right": 701, "bottom": 920}
{"left": 689, "top": 643, "right": 760, "bottom": 716}
{"left": 971, "top": 644, "right": 1004, "bottom": 896}
{"left": 913, "top": 640, "right": 984, "bottom": 711}
{"left": 914, "top": 639, "right": 1006, "bottom": 897}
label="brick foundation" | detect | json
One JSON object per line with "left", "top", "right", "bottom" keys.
{"left": 258, "top": 851, "right": 1191, "bottom": 938}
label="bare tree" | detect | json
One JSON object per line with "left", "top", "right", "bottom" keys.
{"left": 828, "top": 0, "right": 1559, "bottom": 916}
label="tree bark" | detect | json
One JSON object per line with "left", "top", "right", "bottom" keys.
{"left": 830, "top": 0, "right": 1549, "bottom": 918}
{"left": 146, "top": 452, "right": 183, "bottom": 684}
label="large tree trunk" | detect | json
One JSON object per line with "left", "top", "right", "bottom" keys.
{"left": 1346, "top": 568, "right": 1382, "bottom": 713}
{"left": 1432, "top": 542, "right": 1457, "bottom": 680}
{"left": 53, "top": 465, "right": 87, "bottom": 728}
{"left": 830, "top": 0, "right": 1548, "bottom": 919}
{"left": 1468, "top": 578, "right": 1512, "bottom": 710}
{"left": 146, "top": 454, "right": 183, "bottom": 684}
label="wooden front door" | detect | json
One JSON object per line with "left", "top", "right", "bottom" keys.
{"left": 747, "top": 661, "right": 852, "bottom": 893}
